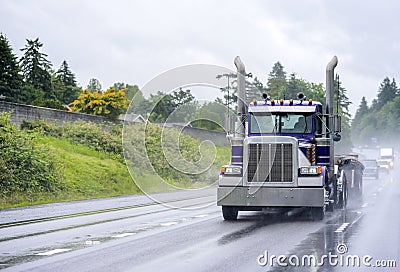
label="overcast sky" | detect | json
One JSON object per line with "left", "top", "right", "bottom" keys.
{"left": 1, "top": 0, "right": 399, "bottom": 115}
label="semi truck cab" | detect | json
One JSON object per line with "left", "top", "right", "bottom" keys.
{"left": 217, "top": 56, "right": 345, "bottom": 221}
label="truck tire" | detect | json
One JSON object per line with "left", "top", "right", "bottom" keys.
{"left": 310, "top": 207, "right": 325, "bottom": 221}
{"left": 222, "top": 206, "right": 238, "bottom": 221}
{"left": 326, "top": 201, "right": 334, "bottom": 212}
{"left": 337, "top": 180, "right": 348, "bottom": 209}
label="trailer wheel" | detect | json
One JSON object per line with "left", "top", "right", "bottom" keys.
{"left": 310, "top": 207, "right": 325, "bottom": 221}
{"left": 222, "top": 206, "right": 238, "bottom": 221}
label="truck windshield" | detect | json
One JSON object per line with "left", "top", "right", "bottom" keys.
{"left": 250, "top": 112, "right": 313, "bottom": 134}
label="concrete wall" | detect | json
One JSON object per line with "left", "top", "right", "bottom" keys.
{"left": 0, "top": 101, "right": 119, "bottom": 127}
{"left": 0, "top": 101, "right": 230, "bottom": 146}
{"left": 173, "top": 125, "right": 229, "bottom": 146}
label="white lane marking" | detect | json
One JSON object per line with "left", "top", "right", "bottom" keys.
{"left": 334, "top": 223, "right": 350, "bottom": 233}
{"left": 194, "top": 214, "right": 208, "bottom": 218}
{"left": 112, "top": 233, "right": 135, "bottom": 238}
{"left": 160, "top": 222, "right": 177, "bottom": 227}
{"left": 85, "top": 240, "right": 100, "bottom": 245}
{"left": 361, "top": 203, "right": 368, "bottom": 208}
{"left": 36, "top": 248, "right": 72, "bottom": 256}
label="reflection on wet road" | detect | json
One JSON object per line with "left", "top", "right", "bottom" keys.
{"left": 0, "top": 164, "right": 399, "bottom": 271}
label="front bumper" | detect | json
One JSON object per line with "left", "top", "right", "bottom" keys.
{"left": 217, "top": 186, "right": 325, "bottom": 208}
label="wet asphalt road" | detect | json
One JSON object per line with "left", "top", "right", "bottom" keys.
{"left": 1, "top": 159, "right": 399, "bottom": 271}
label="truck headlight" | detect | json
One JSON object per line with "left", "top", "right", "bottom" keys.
{"left": 299, "top": 166, "right": 322, "bottom": 175}
{"left": 390, "top": 161, "right": 394, "bottom": 167}
{"left": 221, "top": 165, "right": 242, "bottom": 175}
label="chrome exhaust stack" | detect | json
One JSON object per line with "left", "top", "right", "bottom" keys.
{"left": 230, "top": 56, "right": 246, "bottom": 166}
{"left": 326, "top": 56, "right": 338, "bottom": 175}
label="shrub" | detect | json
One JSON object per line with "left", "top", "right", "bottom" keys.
{"left": 21, "top": 120, "right": 123, "bottom": 161}
{"left": 0, "top": 112, "right": 63, "bottom": 197}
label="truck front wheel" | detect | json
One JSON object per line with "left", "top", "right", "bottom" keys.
{"left": 222, "top": 206, "right": 238, "bottom": 221}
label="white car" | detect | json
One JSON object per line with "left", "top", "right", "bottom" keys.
{"left": 377, "top": 159, "right": 390, "bottom": 172}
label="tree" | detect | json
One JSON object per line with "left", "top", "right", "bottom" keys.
{"left": 147, "top": 89, "right": 196, "bottom": 123}
{"left": 353, "top": 97, "right": 368, "bottom": 125}
{"left": 55, "top": 60, "right": 77, "bottom": 87}
{"left": 69, "top": 87, "right": 129, "bottom": 119}
{"left": 306, "top": 82, "right": 325, "bottom": 104}
{"left": 351, "top": 97, "right": 368, "bottom": 143}
{"left": 192, "top": 101, "right": 231, "bottom": 132}
{"left": 334, "top": 77, "right": 352, "bottom": 118}
{"left": 113, "top": 82, "right": 140, "bottom": 100}
{"left": 87, "top": 78, "right": 102, "bottom": 93}
{"left": 53, "top": 61, "right": 81, "bottom": 104}
{"left": 251, "top": 76, "right": 267, "bottom": 96}
{"left": 375, "top": 77, "right": 398, "bottom": 110}
{"left": 172, "top": 88, "right": 195, "bottom": 106}
{"left": 266, "top": 61, "right": 287, "bottom": 98}
{"left": 0, "top": 33, "right": 23, "bottom": 102}
{"left": 20, "top": 38, "right": 53, "bottom": 99}
{"left": 284, "top": 73, "right": 309, "bottom": 100}
{"left": 216, "top": 72, "right": 237, "bottom": 108}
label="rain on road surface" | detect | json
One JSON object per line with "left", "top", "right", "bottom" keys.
{"left": 0, "top": 152, "right": 399, "bottom": 272}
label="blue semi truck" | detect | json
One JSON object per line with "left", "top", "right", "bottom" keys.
{"left": 217, "top": 56, "right": 349, "bottom": 220}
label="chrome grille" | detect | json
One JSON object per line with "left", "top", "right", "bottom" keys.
{"left": 247, "top": 143, "right": 293, "bottom": 182}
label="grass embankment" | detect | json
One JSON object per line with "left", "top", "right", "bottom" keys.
{"left": 0, "top": 115, "right": 230, "bottom": 209}
{"left": 1, "top": 136, "right": 140, "bottom": 209}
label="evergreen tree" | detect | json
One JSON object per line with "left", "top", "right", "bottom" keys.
{"left": 376, "top": 77, "right": 397, "bottom": 110}
{"left": 53, "top": 61, "right": 80, "bottom": 104}
{"left": 0, "top": 33, "right": 23, "bottom": 101}
{"left": 353, "top": 96, "right": 368, "bottom": 124}
{"left": 20, "top": 38, "right": 53, "bottom": 99}
{"left": 246, "top": 78, "right": 264, "bottom": 104}
{"left": 87, "top": 78, "right": 102, "bottom": 93}
{"left": 284, "top": 73, "right": 309, "bottom": 100}
{"left": 55, "top": 60, "right": 77, "bottom": 87}
{"left": 334, "top": 78, "right": 352, "bottom": 118}
{"left": 266, "top": 61, "right": 287, "bottom": 98}
{"left": 351, "top": 97, "right": 367, "bottom": 143}
{"left": 48, "top": 74, "right": 80, "bottom": 105}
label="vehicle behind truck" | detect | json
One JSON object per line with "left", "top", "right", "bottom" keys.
{"left": 379, "top": 148, "right": 394, "bottom": 170}
{"left": 362, "top": 159, "right": 379, "bottom": 179}
{"left": 217, "top": 56, "right": 348, "bottom": 221}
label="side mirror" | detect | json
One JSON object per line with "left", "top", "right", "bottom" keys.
{"left": 333, "top": 133, "right": 341, "bottom": 142}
